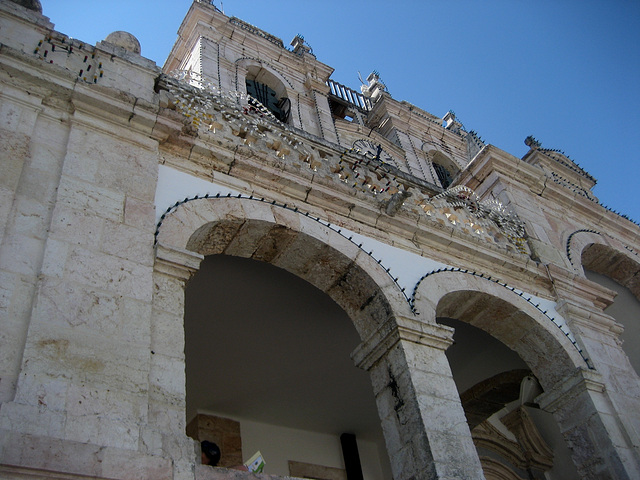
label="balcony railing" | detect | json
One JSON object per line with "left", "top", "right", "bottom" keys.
{"left": 327, "top": 79, "right": 371, "bottom": 112}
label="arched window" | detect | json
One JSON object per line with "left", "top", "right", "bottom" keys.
{"left": 245, "top": 67, "right": 290, "bottom": 123}
{"left": 433, "top": 162, "right": 453, "bottom": 189}
{"left": 431, "top": 151, "right": 459, "bottom": 189}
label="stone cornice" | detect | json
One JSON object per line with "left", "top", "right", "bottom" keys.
{"left": 352, "top": 317, "right": 454, "bottom": 371}
{"left": 0, "top": 43, "right": 160, "bottom": 142}
{"left": 555, "top": 299, "right": 624, "bottom": 338}
{"left": 367, "top": 94, "right": 466, "bottom": 147}
{"left": 154, "top": 243, "right": 204, "bottom": 281}
{"left": 546, "top": 263, "right": 617, "bottom": 310}
{"left": 536, "top": 367, "right": 606, "bottom": 413}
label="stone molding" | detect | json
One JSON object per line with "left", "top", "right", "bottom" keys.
{"left": 535, "top": 367, "right": 605, "bottom": 413}
{"left": 154, "top": 242, "right": 204, "bottom": 281}
{"left": 555, "top": 298, "right": 624, "bottom": 338}
{"left": 473, "top": 421, "right": 526, "bottom": 470}
{"left": 478, "top": 456, "right": 526, "bottom": 480}
{"left": 352, "top": 316, "right": 453, "bottom": 371}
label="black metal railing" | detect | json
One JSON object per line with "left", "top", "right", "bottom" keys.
{"left": 327, "top": 79, "right": 371, "bottom": 111}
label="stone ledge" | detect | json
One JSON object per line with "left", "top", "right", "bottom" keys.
{"left": 0, "top": 430, "right": 172, "bottom": 480}
{"left": 196, "top": 465, "right": 303, "bottom": 480}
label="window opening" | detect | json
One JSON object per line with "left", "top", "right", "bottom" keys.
{"left": 433, "top": 162, "right": 453, "bottom": 189}
{"left": 246, "top": 78, "right": 290, "bottom": 123}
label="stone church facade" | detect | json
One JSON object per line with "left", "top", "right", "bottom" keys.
{"left": 1, "top": 1, "right": 639, "bottom": 479}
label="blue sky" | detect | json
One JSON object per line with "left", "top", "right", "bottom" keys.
{"left": 43, "top": 1, "right": 640, "bottom": 223}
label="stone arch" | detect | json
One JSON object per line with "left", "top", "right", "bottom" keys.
{"left": 412, "top": 271, "right": 586, "bottom": 390}
{"left": 155, "top": 196, "right": 411, "bottom": 339}
{"left": 422, "top": 146, "right": 461, "bottom": 188}
{"left": 567, "top": 231, "right": 640, "bottom": 300}
{"left": 235, "top": 57, "right": 294, "bottom": 90}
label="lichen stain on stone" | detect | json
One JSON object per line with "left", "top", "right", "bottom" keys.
{"left": 37, "top": 338, "right": 70, "bottom": 356}
{"left": 387, "top": 367, "right": 405, "bottom": 413}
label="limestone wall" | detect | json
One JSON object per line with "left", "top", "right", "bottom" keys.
{"left": 0, "top": 1, "right": 639, "bottom": 480}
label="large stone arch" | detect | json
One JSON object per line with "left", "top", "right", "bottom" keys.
{"left": 155, "top": 196, "right": 411, "bottom": 339}
{"left": 412, "top": 270, "right": 640, "bottom": 478}
{"left": 154, "top": 197, "right": 489, "bottom": 480}
{"left": 412, "top": 270, "right": 585, "bottom": 390}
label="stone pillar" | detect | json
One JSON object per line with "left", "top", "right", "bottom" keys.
{"left": 147, "top": 243, "right": 204, "bottom": 479}
{"left": 352, "top": 316, "right": 484, "bottom": 480}
{"left": 537, "top": 368, "right": 639, "bottom": 479}
{"left": 539, "top": 299, "right": 640, "bottom": 479}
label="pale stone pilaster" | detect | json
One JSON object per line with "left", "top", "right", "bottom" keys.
{"left": 352, "top": 316, "right": 484, "bottom": 480}
{"left": 306, "top": 78, "right": 339, "bottom": 144}
{"left": 148, "top": 243, "right": 204, "bottom": 478}
{"left": 0, "top": 104, "right": 70, "bottom": 404}
{"left": 537, "top": 368, "right": 639, "bottom": 479}
{"left": 541, "top": 299, "right": 640, "bottom": 479}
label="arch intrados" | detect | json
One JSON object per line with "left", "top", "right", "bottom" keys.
{"left": 239, "top": 59, "right": 290, "bottom": 98}
{"left": 156, "top": 197, "right": 410, "bottom": 338}
{"left": 430, "top": 150, "right": 460, "bottom": 174}
{"left": 581, "top": 243, "right": 640, "bottom": 300}
{"left": 413, "top": 272, "right": 584, "bottom": 389}
{"left": 438, "top": 290, "right": 579, "bottom": 389}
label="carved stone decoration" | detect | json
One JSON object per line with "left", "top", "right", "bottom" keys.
{"left": 162, "top": 72, "right": 530, "bottom": 255}
{"left": 472, "top": 421, "right": 529, "bottom": 471}
{"left": 479, "top": 456, "right": 526, "bottom": 480}
{"left": 502, "top": 407, "right": 554, "bottom": 472}
{"left": 471, "top": 407, "right": 554, "bottom": 478}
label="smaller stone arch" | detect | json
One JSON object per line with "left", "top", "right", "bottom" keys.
{"left": 567, "top": 229, "right": 640, "bottom": 300}
{"left": 582, "top": 246, "right": 640, "bottom": 301}
{"left": 422, "top": 146, "right": 461, "bottom": 188}
{"left": 156, "top": 196, "right": 412, "bottom": 339}
{"left": 412, "top": 270, "right": 586, "bottom": 390}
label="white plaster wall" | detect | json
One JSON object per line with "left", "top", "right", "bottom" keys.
{"left": 241, "top": 419, "right": 385, "bottom": 480}
{"left": 195, "top": 413, "right": 387, "bottom": 480}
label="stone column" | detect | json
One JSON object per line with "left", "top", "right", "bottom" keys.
{"left": 352, "top": 316, "right": 484, "bottom": 480}
{"left": 537, "top": 368, "right": 639, "bottom": 479}
{"left": 539, "top": 299, "right": 640, "bottom": 479}
{"left": 147, "top": 243, "right": 204, "bottom": 480}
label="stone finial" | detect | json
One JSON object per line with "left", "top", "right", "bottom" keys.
{"left": 443, "top": 110, "right": 462, "bottom": 133}
{"left": 361, "top": 71, "right": 387, "bottom": 101}
{"left": 103, "top": 31, "right": 141, "bottom": 55}
{"left": 290, "top": 34, "right": 311, "bottom": 55}
{"left": 10, "top": 0, "right": 42, "bottom": 13}
{"left": 524, "top": 135, "right": 541, "bottom": 149}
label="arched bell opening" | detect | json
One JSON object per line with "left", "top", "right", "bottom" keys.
{"left": 244, "top": 66, "right": 291, "bottom": 123}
